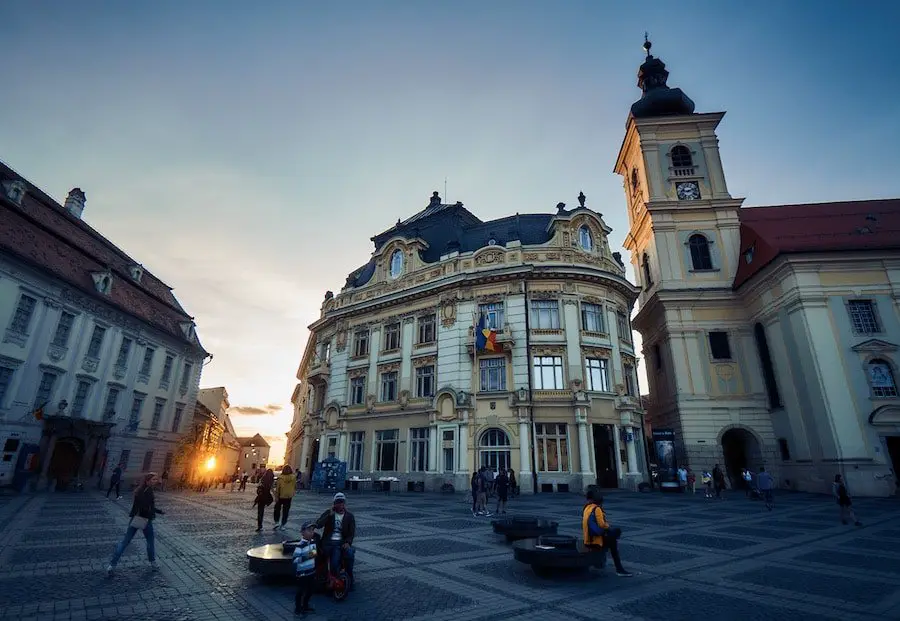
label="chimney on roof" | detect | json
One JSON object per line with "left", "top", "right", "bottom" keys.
{"left": 430, "top": 191, "right": 441, "bottom": 207}
{"left": 64, "top": 188, "right": 86, "bottom": 218}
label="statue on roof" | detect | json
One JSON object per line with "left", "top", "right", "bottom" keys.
{"left": 578, "top": 192, "right": 586, "bottom": 208}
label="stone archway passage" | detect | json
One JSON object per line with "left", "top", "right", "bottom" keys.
{"left": 721, "top": 428, "right": 762, "bottom": 489}
{"left": 49, "top": 438, "right": 83, "bottom": 490}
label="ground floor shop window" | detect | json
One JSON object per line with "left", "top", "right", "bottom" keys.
{"left": 410, "top": 427, "right": 429, "bottom": 471}
{"left": 375, "top": 429, "right": 398, "bottom": 471}
{"left": 535, "top": 423, "right": 569, "bottom": 472}
{"left": 349, "top": 431, "right": 365, "bottom": 470}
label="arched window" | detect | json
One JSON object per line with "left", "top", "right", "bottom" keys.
{"left": 389, "top": 249, "right": 404, "bottom": 279}
{"left": 754, "top": 323, "right": 782, "bottom": 408}
{"left": 479, "top": 428, "right": 511, "bottom": 470}
{"left": 630, "top": 168, "right": 639, "bottom": 191}
{"left": 869, "top": 359, "right": 898, "bottom": 398}
{"left": 642, "top": 253, "right": 653, "bottom": 288}
{"left": 579, "top": 226, "right": 593, "bottom": 251}
{"left": 671, "top": 145, "right": 693, "bottom": 169}
{"left": 688, "top": 234, "right": 713, "bottom": 271}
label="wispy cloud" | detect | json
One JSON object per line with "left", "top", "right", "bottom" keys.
{"left": 229, "top": 404, "right": 283, "bottom": 416}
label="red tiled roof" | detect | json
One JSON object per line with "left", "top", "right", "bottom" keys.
{"left": 0, "top": 162, "right": 205, "bottom": 351}
{"left": 733, "top": 199, "right": 900, "bottom": 289}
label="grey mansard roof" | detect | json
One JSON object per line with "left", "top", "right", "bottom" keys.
{"left": 345, "top": 193, "right": 571, "bottom": 289}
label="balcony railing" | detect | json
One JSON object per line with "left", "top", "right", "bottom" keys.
{"left": 672, "top": 166, "right": 695, "bottom": 177}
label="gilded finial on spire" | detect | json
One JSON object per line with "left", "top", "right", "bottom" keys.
{"left": 643, "top": 32, "right": 652, "bottom": 57}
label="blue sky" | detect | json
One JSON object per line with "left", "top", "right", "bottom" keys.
{"left": 3, "top": 2, "right": 899, "bottom": 460}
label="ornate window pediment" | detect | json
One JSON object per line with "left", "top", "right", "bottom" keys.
{"left": 852, "top": 339, "right": 897, "bottom": 353}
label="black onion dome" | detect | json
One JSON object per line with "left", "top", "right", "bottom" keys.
{"left": 630, "top": 41, "right": 695, "bottom": 119}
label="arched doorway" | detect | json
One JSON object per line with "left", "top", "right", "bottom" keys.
{"left": 49, "top": 438, "right": 84, "bottom": 490}
{"left": 478, "top": 428, "right": 511, "bottom": 471}
{"left": 721, "top": 428, "right": 761, "bottom": 488}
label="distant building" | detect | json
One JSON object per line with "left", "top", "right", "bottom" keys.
{"left": 237, "top": 433, "right": 270, "bottom": 474}
{"left": 0, "top": 161, "right": 209, "bottom": 490}
{"left": 197, "top": 386, "right": 240, "bottom": 476}
{"left": 618, "top": 40, "right": 900, "bottom": 496}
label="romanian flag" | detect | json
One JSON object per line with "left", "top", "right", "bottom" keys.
{"left": 475, "top": 314, "right": 500, "bottom": 353}
{"left": 33, "top": 402, "right": 47, "bottom": 421}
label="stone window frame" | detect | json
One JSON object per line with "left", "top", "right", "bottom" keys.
{"left": 864, "top": 355, "right": 899, "bottom": 400}
{"left": 845, "top": 298, "right": 883, "bottom": 336}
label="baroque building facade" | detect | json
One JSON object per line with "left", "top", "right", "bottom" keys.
{"left": 289, "top": 191, "right": 648, "bottom": 494}
{"left": 618, "top": 40, "right": 900, "bottom": 496}
{"left": 0, "top": 161, "right": 208, "bottom": 490}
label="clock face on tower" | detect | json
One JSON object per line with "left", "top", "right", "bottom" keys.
{"left": 676, "top": 181, "right": 701, "bottom": 201}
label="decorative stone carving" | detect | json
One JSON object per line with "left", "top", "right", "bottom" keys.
{"left": 438, "top": 297, "right": 457, "bottom": 326}
{"left": 366, "top": 394, "right": 376, "bottom": 413}
{"left": 378, "top": 362, "right": 400, "bottom": 373}
{"left": 335, "top": 322, "right": 348, "bottom": 352}
{"left": 399, "top": 390, "right": 410, "bottom": 410}
{"left": 615, "top": 383, "right": 626, "bottom": 397}
{"left": 3, "top": 329, "right": 27, "bottom": 348}
{"left": 456, "top": 390, "right": 471, "bottom": 406}
{"left": 532, "top": 345, "right": 565, "bottom": 356}
{"left": 583, "top": 346, "right": 612, "bottom": 358}
{"left": 528, "top": 291, "right": 559, "bottom": 300}
{"left": 546, "top": 252, "right": 561, "bottom": 260}
{"left": 621, "top": 353, "right": 637, "bottom": 366}
{"left": 412, "top": 355, "right": 437, "bottom": 367}
{"left": 47, "top": 344, "right": 67, "bottom": 362}
{"left": 475, "top": 250, "right": 505, "bottom": 266}
{"left": 112, "top": 364, "right": 127, "bottom": 380}
{"left": 347, "top": 367, "right": 367, "bottom": 379}
{"left": 476, "top": 293, "right": 504, "bottom": 304}
{"left": 43, "top": 297, "right": 61, "bottom": 310}
{"left": 81, "top": 356, "right": 99, "bottom": 373}
{"left": 523, "top": 252, "right": 540, "bottom": 261}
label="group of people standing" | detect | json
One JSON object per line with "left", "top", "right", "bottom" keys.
{"left": 470, "top": 465, "right": 517, "bottom": 516}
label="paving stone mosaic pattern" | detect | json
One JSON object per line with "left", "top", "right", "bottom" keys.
{"left": 0, "top": 486, "right": 898, "bottom": 620}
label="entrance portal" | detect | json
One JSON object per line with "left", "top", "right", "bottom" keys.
{"left": 592, "top": 424, "right": 618, "bottom": 488}
{"left": 721, "top": 428, "right": 762, "bottom": 488}
{"left": 886, "top": 437, "right": 900, "bottom": 494}
{"left": 49, "top": 438, "right": 83, "bottom": 490}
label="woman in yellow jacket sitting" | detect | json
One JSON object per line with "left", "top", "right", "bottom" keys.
{"left": 582, "top": 489, "right": 632, "bottom": 577}
{"left": 273, "top": 465, "right": 298, "bottom": 530}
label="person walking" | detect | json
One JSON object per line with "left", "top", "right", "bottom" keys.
{"left": 495, "top": 468, "right": 509, "bottom": 515}
{"left": 470, "top": 471, "right": 479, "bottom": 516}
{"left": 757, "top": 467, "right": 774, "bottom": 510}
{"left": 677, "top": 466, "right": 688, "bottom": 492}
{"left": 687, "top": 469, "right": 696, "bottom": 495}
{"left": 253, "top": 468, "right": 275, "bottom": 532}
{"left": 106, "top": 466, "right": 123, "bottom": 500}
{"left": 160, "top": 469, "right": 169, "bottom": 492}
{"left": 274, "top": 465, "right": 297, "bottom": 530}
{"left": 508, "top": 468, "right": 518, "bottom": 498}
{"left": 833, "top": 474, "right": 863, "bottom": 526}
{"left": 712, "top": 464, "right": 726, "bottom": 499}
{"left": 107, "top": 472, "right": 165, "bottom": 575}
{"left": 702, "top": 471, "right": 713, "bottom": 498}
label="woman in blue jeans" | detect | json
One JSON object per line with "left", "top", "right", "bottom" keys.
{"left": 107, "top": 472, "right": 165, "bottom": 575}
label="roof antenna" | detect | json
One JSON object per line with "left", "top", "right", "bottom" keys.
{"left": 444, "top": 177, "right": 448, "bottom": 204}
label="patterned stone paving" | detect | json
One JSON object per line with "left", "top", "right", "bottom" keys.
{"left": 0, "top": 487, "right": 898, "bottom": 620}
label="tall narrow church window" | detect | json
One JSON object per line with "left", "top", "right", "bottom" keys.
{"left": 868, "top": 358, "right": 898, "bottom": 398}
{"left": 630, "top": 169, "right": 639, "bottom": 191}
{"left": 642, "top": 253, "right": 653, "bottom": 288}
{"left": 671, "top": 145, "right": 693, "bottom": 169}
{"left": 688, "top": 234, "right": 713, "bottom": 270}
{"left": 579, "top": 226, "right": 593, "bottom": 251}
{"left": 754, "top": 323, "right": 782, "bottom": 408}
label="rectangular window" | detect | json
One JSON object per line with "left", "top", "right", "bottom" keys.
{"left": 142, "top": 451, "right": 154, "bottom": 471}
{"left": 533, "top": 356, "right": 564, "bottom": 390}
{"left": 624, "top": 364, "right": 636, "bottom": 396}
{"left": 380, "top": 371, "right": 398, "bottom": 401}
{"left": 86, "top": 325, "right": 106, "bottom": 358}
{"left": 535, "top": 423, "right": 569, "bottom": 472}
{"left": 349, "top": 431, "right": 365, "bottom": 470}
{"left": 34, "top": 371, "right": 58, "bottom": 411}
{"left": 118, "top": 449, "right": 131, "bottom": 470}
{"left": 478, "top": 302, "right": 504, "bottom": 332}
{"left": 416, "top": 365, "right": 435, "bottom": 398}
{"left": 0, "top": 366, "right": 15, "bottom": 406}
{"left": 409, "top": 427, "right": 429, "bottom": 472}
{"left": 320, "top": 341, "right": 331, "bottom": 363}
{"left": 161, "top": 355, "right": 174, "bottom": 383}
{"left": 9, "top": 294, "right": 37, "bottom": 334}
{"left": 128, "top": 392, "right": 146, "bottom": 429}
{"left": 163, "top": 452, "right": 174, "bottom": 472}
{"left": 150, "top": 398, "right": 165, "bottom": 430}
{"left": 585, "top": 358, "right": 610, "bottom": 392}
{"left": 848, "top": 300, "right": 880, "bottom": 335}
{"left": 354, "top": 330, "right": 370, "bottom": 357}
{"left": 479, "top": 357, "right": 506, "bottom": 392}
{"left": 327, "top": 436, "right": 338, "bottom": 458}
{"left": 778, "top": 438, "right": 791, "bottom": 461}
{"left": 708, "top": 331, "right": 732, "bottom": 360}
{"left": 581, "top": 303, "right": 605, "bottom": 333}
{"left": 616, "top": 312, "right": 631, "bottom": 343}
{"left": 140, "top": 348, "right": 155, "bottom": 376}
{"left": 180, "top": 362, "right": 193, "bottom": 390}
{"left": 418, "top": 315, "right": 436, "bottom": 344}
{"left": 349, "top": 376, "right": 366, "bottom": 405}
{"left": 71, "top": 380, "right": 92, "bottom": 418}
{"left": 52, "top": 312, "right": 76, "bottom": 347}
{"left": 442, "top": 429, "right": 455, "bottom": 473}
{"left": 171, "top": 404, "right": 184, "bottom": 432}
{"left": 375, "top": 429, "right": 398, "bottom": 471}
{"left": 530, "top": 300, "right": 560, "bottom": 330}
{"left": 115, "top": 337, "right": 133, "bottom": 368}
{"left": 383, "top": 322, "right": 401, "bottom": 351}
{"left": 103, "top": 387, "right": 120, "bottom": 420}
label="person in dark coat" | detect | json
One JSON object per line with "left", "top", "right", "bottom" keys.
{"left": 107, "top": 472, "right": 165, "bottom": 574}
{"left": 106, "top": 466, "right": 123, "bottom": 499}
{"left": 315, "top": 492, "right": 356, "bottom": 586}
{"left": 252, "top": 468, "right": 275, "bottom": 531}
{"left": 495, "top": 468, "right": 510, "bottom": 514}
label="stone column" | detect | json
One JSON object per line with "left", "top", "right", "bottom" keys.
{"left": 338, "top": 432, "right": 348, "bottom": 462}
{"left": 457, "top": 419, "right": 469, "bottom": 473}
{"left": 428, "top": 425, "right": 438, "bottom": 472}
{"left": 518, "top": 419, "right": 531, "bottom": 475}
{"left": 700, "top": 135, "right": 729, "bottom": 198}
{"left": 577, "top": 419, "right": 592, "bottom": 474}
{"left": 299, "top": 432, "right": 311, "bottom": 473}
{"left": 612, "top": 424, "right": 623, "bottom": 483}
{"left": 39, "top": 435, "right": 58, "bottom": 490}
{"left": 626, "top": 426, "right": 640, "bottom": 474}
{"left": 80, "top": 435, "right": 98, "bottom": 479}
{"left": 317, "top": 433, "right": 326, "bottom": 461}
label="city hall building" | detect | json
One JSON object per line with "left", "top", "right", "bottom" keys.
{"left": 0, "top": 162, "right": 208, "bottom": 490}
{"left": 289, "top": 190, "right": 648, "bottom": 494}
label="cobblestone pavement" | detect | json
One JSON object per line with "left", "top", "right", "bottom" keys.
{"left": 1, "top": 486, "right": 899, "bottom": 620}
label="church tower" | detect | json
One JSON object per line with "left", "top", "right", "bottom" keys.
{"left": 614, "top": 38, "right": 776, "bottom": 478}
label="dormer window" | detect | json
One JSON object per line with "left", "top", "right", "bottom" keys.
{"left": 744, "top": 245, "right": 755, "bottom": 264}
{"left": 92, "top": 270, "right": 113, "bottom": 295}
{"left": 579, "top": 226, "right": 593, "bottom": 251}
{"left": 389, "top": 249, "right": 404, "bottom": 279}
{"left": 4, "top": 180, "right": 26, "bottom": 204}
{"left": 129, "top": 264, "right": 144, "bottom": 282}
{"left": 670, "top": 145, "right": 695, "bottom": 176}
